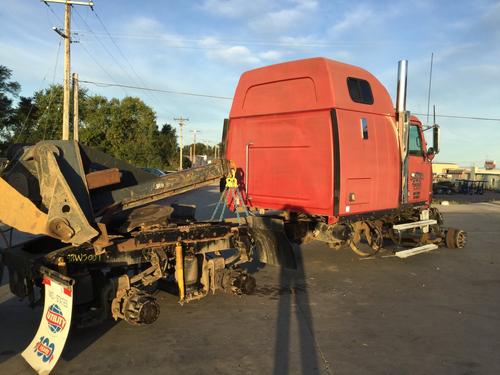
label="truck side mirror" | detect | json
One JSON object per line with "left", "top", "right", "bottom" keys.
{"left": 427, "top": 124, "right": 440, "bottom": 159}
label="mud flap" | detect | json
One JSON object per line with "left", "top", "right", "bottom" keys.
{"left": 247, "top": 216, "right": 297, "bottom": 269}
{"left": 22, "top": 267, "right": 74, "bottom": 375}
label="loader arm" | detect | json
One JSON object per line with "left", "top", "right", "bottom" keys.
{"left": 0, "top": 140, "right": 229, "bottom": 246}
{"left": 0, "top": 177, "right": 50, "bottom": 237}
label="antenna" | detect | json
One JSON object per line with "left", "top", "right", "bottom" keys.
{"left": 426, "top": 52, "right": 434, "bottom": 125}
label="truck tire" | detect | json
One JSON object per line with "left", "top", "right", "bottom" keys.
{"left": 445, "top": 228, "right": 467, "bottom": 249}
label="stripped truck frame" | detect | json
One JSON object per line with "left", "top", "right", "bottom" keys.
{"left": 0, "top": 140, "right": 272, "bottom": 373}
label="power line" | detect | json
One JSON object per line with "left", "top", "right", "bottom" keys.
{"left": 73, "top": 7, "right": 165, "bottom": 110}
{"left": 15, "top": 39, "right": 63, "bottom": 142}
{"left": 77, "top": 43, "right": 123, "bottom": 87}
{"left": 91, "top": 9, "right": 160, "bottom": 103}
{"left": 71, "top": 31, "right": 391, "bottom": 48}
{"left": 43, "top": 1, "right": 129, "bottom": 96}
{"left": 74, "top": 79, "right": 500, "bottom": 122}
{"left": 39, "top": 40, "right": 64, "bottom": 140}
{"left": 79, "top": 79, "right": 233, "bottom": 100}
{"left": 43, "top": 1, "right": 63, "bottom": 24}
{"left": 72, "top": 7, "right": 134, "bottom": 85}
{"left": 413, "top": 113, "right": 500, "bottom": 122}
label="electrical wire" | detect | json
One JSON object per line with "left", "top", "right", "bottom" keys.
{"left": 36, "top": 3, "right": 500, "bottom": 125}
{"left": 79, "top": 79, "right": 233, "bottom": 100}
{"left": 43, "top": 1, "right": 63, "bottom": 24}
{"left": 72, "top": 7, "right": 134, "bottom": 86}
{"left": 91, "top": 9, "right": 162, "bottom": 105}
{"left": 71, "top": 31, "right": 385, "bottom": 48}
{"left": 14, "top": 40, "right": 63, "bottom": 143}
{"left": 77, "top": 43, "right": 128, "bottom": 96}
{"left": 413, "top": 113, "right": 500, "bottom": 122}
{"left": 76, "top": 80, "right": 500, "bottom": 122}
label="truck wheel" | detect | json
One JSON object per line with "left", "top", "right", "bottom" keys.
{"left": 445, "top": 228, "right": 467, "bottom": 249}
{"left": 348, "top": 222, "right": 382, "bottom": 257}
{"left": 251, "top": 228, "right": 277, "bottom": 265}
{"left": 429, "top": 207, "right": 444, "bottom": 225}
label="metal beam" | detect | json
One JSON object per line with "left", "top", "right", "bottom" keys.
{"left": 43, "top": 0, "right": 94, "bottom": 6}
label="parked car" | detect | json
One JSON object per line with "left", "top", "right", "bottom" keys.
{"left": 433, "top": 181, "right": 456, "bottom": 195}
{"left": 458, "top": 180, "right": 485, "bottom": 195}
{"left": 142, "top": 167, "right": 168, "bottom": 177}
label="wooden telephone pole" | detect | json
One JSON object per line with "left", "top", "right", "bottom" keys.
{"left": 190, "top": 129, "right": 199, "bottom": 166}
{"left": 174, "top": 117, "right": 189, "bottom": 170}
{"left": 45, "top": 0, "right": 93, "bottom": 140}
{"left": 73, "top": 73, "right": 79, "bottom": 141}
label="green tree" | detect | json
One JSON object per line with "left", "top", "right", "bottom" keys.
{"left": 11, "top": 85, "right": 90, "bottom": 144}
{"left": 12, "top": 96, "right": 38, "bottom": 144}
{"left": 0, "top": 67, "right": 180, "bottom": 169}
{"left": 154, "top": 123, "right": 178, "bottom": 168}
{"left": 79, "top": 94, "right": 112, "bottom": 151}
{"left": 106, "top": 96, "right": 157, "bottom": 167}
{"left": 30, "top": 84, "right": 64, "bottom": 141}
{"left": 0, "top": 65, "right": 21, "bottom": 145}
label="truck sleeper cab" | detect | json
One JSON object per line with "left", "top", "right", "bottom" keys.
{"left": 224, "top": 57, "right": 464, "bottom": 258}
{"left": 226, "top": 57, "right": 432, "bottom": 223}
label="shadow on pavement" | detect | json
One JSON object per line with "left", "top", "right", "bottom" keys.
{"left": 61, "top": 320, "right": 117, "bottom": 361}
{"left": 273, "top": 245, "right": 324, "bottom": 375}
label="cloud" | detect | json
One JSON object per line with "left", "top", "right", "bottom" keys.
{"left": 126, "top": 17, "right": 185, "bottom": 48}
{"left": 200, "top": 0, "right": 318, "bottom": 34}
{"left": 199, "top": 37, "right": 284, "bottom": 66}
{"left": 208, "top": 45, "right": 261, "bottom": 65}
{"left": 248, "top": 0, "right": 318, "bottom": 34}
{"left": 200, "top": 0, "right": 271, "bottom": 19}
{"left": 481, "top": 1, "right": 500, "bottom": 41}
{"left": 328, "top": 3, "right": 399, "bottom": 39}
{"left": 258, "top": 50, "right": 283, "bottom": 61}
{"left": 329, "top": 5, "right": 374, "bottom": 35}
{"left": 199, "top": 36, "right": 219, "bottom": 47}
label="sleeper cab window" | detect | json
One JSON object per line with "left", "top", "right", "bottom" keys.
{"left": 347, "top": 77, "right": 374, "bottom": 105}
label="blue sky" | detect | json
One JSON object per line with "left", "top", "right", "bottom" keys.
{"left": 1, "top": 0, "right": 499, "bottom": 165}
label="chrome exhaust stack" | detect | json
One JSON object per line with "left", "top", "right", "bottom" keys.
{"left": 396, "top": 60, "right": 408, "bottom": 115}
{"left": 396, "top": 60, "right": 410, "bottom": 203}
{"left": 396, "top": 59, "right": 409, "bottom": 156}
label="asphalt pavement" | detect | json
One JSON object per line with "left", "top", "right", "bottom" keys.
{"left": 1, "top": 186, "right": 499, "bottom": 374}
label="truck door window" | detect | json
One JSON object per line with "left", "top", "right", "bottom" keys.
{"left": 408, "top": 125, "right": 424, "bottom": 156}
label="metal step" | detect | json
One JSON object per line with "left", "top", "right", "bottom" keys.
{"left": 394, "top": 244, "right": 439, "bottom": 258}
{"left": 393, "top": 219, "right": 437, "bottom": 231}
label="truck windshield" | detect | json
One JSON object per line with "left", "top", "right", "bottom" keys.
{"left": 408, "top": 124, "right": 424, "bottom": 156}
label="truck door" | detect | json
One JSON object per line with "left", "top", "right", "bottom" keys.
{"left": 407, "top": 123, "right": 432, "bottom": 204}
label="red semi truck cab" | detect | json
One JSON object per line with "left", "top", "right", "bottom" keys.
{"left": 225, "top": 57, "right": 433, "bottom": 223}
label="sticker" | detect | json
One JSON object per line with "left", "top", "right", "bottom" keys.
{"left": 346, "top": 205, "right": 350, "bottom": 213}
{"left": 33, "top": 336, "right": 55, "bottom": 363}
{"left": 46, "top": 304, "right": 66, "bottom": 334}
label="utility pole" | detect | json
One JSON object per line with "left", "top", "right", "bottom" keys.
{"left": 45, "top": 0, "right": 93, "bottom": 140}
{"left": 174, "top": 117, "right": 189, "bottom": 170}
{"left": 190, "top": 129, "right": 199, "bottom": 166}
{"left": 73, "top": 72, "right": 79, "bottom": 141}
{"left": 202, "top": 139, "right": 211, "bottom": 159}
